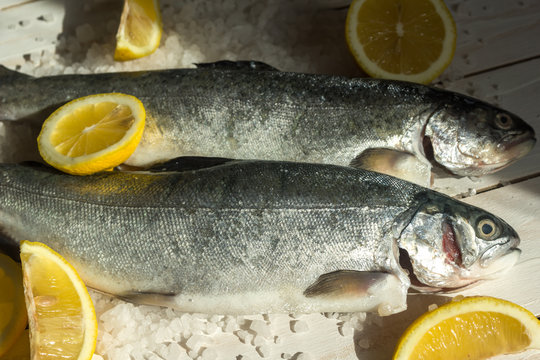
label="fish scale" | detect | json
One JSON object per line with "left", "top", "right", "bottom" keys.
{"left": 0, "top": 160, "right": 520, "bottom": 315}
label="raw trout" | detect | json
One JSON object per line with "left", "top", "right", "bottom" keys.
{"left": 0, "top": 62, "right": 535, "bottom": 178}
{"left": 0, "top": 159, "right": 520, "bottom": 315}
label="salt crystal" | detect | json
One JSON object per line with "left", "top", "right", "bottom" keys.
{"left": 166, "top": 342, "right": 186, "bottom": 360}
{"left": 109, "top": 343, "right": 134, "bottom": 360}
{"left": 170, "top": 317, "right": 183, "bottom": 332}
{"left": 281, "top": 353, "right": 291, "bottom": 359}
{"left": 291, "top": 320, "right": 309, "bottom": 333}
{"left": 205, "top": 321, "right": 219, "bottom": 335}
{"left": 253, "top": 335, "right": 266, "bottom": 346}
{"left": 191, "top": 319, "right": 207, "bottom": 333}
{"left": 186, "top": 334, "right": 206, "bottom": 353}
{"left": 223, "top": 316, "right": 237, "bottom": 332}
{"left": 244, "top": 333, "right": 254, "bottom": 345}
{"left": 250, "top": 319, "right": 272, "bottom": 339}
{"left": 256, "top": 344, "right": 271, "bottom": 358}
{"left": 75, "top": 24, "right": 95, "bottom": 43}
{"left": 180, "top": 314, "right": 193, "bottom": 328}
{"left": 91, "top": 355, "right": 104, "bottom": 360}
{"left": 209, "top": 314, "right": 222, "bottom": 323}
{"left": 155, "top": 343, "right": 169, "bottom": 358}
{"left": 153, "top": 326, "right": 172, "bottom": 343}
{"left": 428, "top": 304, "right": 438, "bottom": 312}
{"left": 200, "top": 347, "right": 218, "bottom": 360}
{"left": 187, "top": 349, "right": 198, "bottom": 359}
{"left": 236, "top": 329, "right": 249, "bottom": 343}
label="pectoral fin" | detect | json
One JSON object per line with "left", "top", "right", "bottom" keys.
{"left": 350, "top": 148, "right": 432, "bottom": 187}
{"left": 304, "top": 270, "right": 391, "bottom": 299}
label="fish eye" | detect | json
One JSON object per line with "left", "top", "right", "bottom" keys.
{"left": 477, "top": 218, "right": 498, "bottom": 240}
{"left": 495, "top": 113, "right": 513, "bottom": 130}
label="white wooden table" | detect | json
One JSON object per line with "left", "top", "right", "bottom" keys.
{"left": 1, "top": 1, "right": 539, "bottom": 359}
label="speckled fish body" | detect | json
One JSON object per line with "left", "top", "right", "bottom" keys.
{"left": 0, "top": 160, "right": 520, "bottom": 315}
{"left": 0, "top": 62, "right": 535, "bottom": 177}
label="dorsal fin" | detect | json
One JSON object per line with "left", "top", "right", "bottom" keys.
{"left": 195, "top": 60, "right": 279, "bottom": 72}
{"left": 0, "top": 65, "right": 31, "bottom": 79}
{"left": 147, "top": 156, "right": 237, "bottom": 173}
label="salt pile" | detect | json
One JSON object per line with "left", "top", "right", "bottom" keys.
{"left": 13, "top": 0, "right": 362, "bottom": 78}
{"left": 89, "top": 290, "right": 376, "bottom": 359}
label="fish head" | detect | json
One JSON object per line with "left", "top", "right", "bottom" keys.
{"left": 424, "top": 96, "right": 536, "bottom": 176}
{"left": 398, "top": 193, "right": 520, "bottom": 290}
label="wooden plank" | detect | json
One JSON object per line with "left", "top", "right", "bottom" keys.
{"left": 444, "top": 0, "right": 540, "bottom": 76}
{"left": 0, "top": 0, "right": 64, "bottom": 65}
{"left": 455, "top": 176, "right": 540, "bottom": 316}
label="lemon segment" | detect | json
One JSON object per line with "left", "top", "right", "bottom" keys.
{"left": 20, "top": 241, "right": 97, "bottom": 360}
{"left": 393, "top": 296, "right": 540, "bottom": 360}
{"left": 345, "top": 0, "right": 456, "bottom": 84}
{"left": 114, "top": 0, "right": 163, "bottom": 61}
{"left": 37, "top": 93, "right": 146, "bottom": 175}
{"left": 0, "top": 254, "right": 27, "bottom": 358}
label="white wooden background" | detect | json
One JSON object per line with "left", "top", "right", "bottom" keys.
{"left": 0, "top": 0, "right": 539, "bottom": 359}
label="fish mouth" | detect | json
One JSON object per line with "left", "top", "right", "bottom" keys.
{"left": 499, "top": 133, "right": 536, "bottom": 159}
{"left": 451, "top": 134, "right": 535, "bottom": 176}
{"left": 465, "top": 248, "right": 521, "bottom": 282}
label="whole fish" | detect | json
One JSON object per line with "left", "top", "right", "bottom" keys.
{"left": 0, "top": 62, "right": 535, "bottom": 178}
{"left": 0, "top": 159, "right": 520, "bottom": 315}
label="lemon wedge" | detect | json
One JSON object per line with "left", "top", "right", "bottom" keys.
{"left": 393, "top": 296, "right": 540, "bottom": 360}
{"left": 20, "top": 241, "right": 98, "bottom": 360}
{"left": 0, "top": 254, "right": 27, "bottom": 358}
{"left": 37, "top": 93, "right": 146, "bottom": 175}
{"left": 114, "top": 0, "right": 163, "bottom": 61}
{"left": 345, "top": 0, "right": 456, "bottom": 84}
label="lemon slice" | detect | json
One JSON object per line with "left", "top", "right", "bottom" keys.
{"left": 0, "top": 254, "right": 27, "bottom": 358}
{"left": 345, "top": 0, "right": 457, "bottom": 84}
{"left": 393, "top": 296, "right": 540, "bottom": 360}
{"left": 114, "top": 0, "right": 163, "bottom": 61}
{"left": 20, "top": 241, "right": 97, "bottom": 360}
{"left": 37, "top": 93, "right": 146, "bottom": 175}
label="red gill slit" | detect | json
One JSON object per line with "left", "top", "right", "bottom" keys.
{"left": 442, "top": 221, "right": 462, "bottom": 266}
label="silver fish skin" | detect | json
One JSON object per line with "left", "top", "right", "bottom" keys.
{"left": 0, "top": 62, "right": 535, "bottom": 177}
{"left": 0, "top": 160, "right": 520, "bottom": 315}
